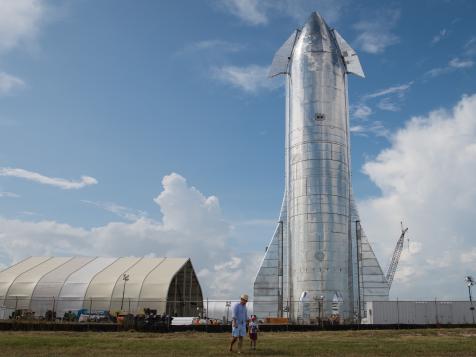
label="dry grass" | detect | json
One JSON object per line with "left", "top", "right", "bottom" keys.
{"left": 0, "top": 328, "right": 475, "bottom": 356}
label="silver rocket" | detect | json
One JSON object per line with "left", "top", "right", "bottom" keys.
{"left": 253, "top": 12, "right": 389, "bottom": 321}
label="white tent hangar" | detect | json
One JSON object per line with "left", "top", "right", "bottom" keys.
{"left": 0, "top": 257, "right": 203, "bottom": 318}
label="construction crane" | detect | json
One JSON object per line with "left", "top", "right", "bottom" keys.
{"left": 386, "top": 222, "right": 409, "bottom": 288}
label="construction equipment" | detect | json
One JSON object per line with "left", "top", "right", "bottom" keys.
{"left": 386, "top": 222, "right": 409, "bottom": 288}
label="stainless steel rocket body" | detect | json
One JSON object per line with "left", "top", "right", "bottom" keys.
{"left": 253, "top": 11, "right": 389, "bottom": 322}
{"left": 286, "top": 14, "right": 352, "bottom": 317}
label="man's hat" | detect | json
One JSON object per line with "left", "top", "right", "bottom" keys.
{"left": 240, "top": 293, "right": 249, "bottom": 301}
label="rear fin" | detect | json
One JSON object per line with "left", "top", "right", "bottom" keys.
{"left": 332, "top": 30, "right": 365, "bottom": 78}
{"left": 269, "top": 30, "right": 300, "bottom": 78}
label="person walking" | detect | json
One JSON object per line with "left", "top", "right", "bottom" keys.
{"left": 229, "top": 293, "right": 248, "bottom": 354}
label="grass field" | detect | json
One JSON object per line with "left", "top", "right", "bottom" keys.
{"left": 0, "top": 328, "right": 475, "bottom": 356}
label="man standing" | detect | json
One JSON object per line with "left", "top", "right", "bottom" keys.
{"left": 229, "top": 294, "right": 248, "bottom": 353}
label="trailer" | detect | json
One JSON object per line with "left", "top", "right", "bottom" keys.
{"left": 362, "top": 300, "right": 475, "bottom": 324}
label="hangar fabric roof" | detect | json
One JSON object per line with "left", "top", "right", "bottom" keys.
{"left": 0, "top": 256, "right": 197, "bottom": 315}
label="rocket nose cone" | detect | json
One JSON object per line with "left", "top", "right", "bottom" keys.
{"left": 304, "top": 11, "right": 328, "bottom": 34}
{"left": 301, "top": 11, "right": 334, "bottom": 52}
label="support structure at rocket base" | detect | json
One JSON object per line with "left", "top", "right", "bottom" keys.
{"left": 253, "top": 12, "right": 390, "bottom": 323}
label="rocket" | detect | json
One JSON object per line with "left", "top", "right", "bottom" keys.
{"left": 253, "top": 12, "right": 389, "bottom": 321}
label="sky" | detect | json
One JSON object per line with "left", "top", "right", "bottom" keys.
{"left": 0, "top": 0, "right": 475, "bottom": 300}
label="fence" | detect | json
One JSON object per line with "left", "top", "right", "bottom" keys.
{"left": 0, "top": 298, "right": 475, "bottom": 326}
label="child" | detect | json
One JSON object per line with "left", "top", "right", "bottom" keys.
{"left": 248, "top": 315, "right": 259, "bottom": 350}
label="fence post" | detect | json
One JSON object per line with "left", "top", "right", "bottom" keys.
{"left": 52, "top": 296, "right": 56, "bottom": 322}
{"left": 14, "top": 296, "right": 18, "bottom": 322}
{"left": 435, "top": 298, "right": 439, "bottom": 325}
{"left": 396, "top": 298, "right": 400, "bottom": 327}
{"left": 206, "top": 298, "right": 209, "bottom": 332}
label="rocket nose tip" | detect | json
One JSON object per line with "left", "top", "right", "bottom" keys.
{"left": 304, "top": 11, "right": 329, "bottom": 33}
{"left": 306, "top": 11, "right": 324, "bottom": 24}
{"left": 309, "top": 11, "right": 322, "bottom": 20}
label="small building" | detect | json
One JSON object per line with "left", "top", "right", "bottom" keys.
{"left": 0, "top": 256, "right": 203, "bottom": 318}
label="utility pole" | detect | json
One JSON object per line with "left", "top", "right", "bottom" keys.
{"left": 120, "top": 273, "right": 130, "bottom": 311}
{"left": 465, "top": 276, "right": 475, "bottom": 324}
{"left": 278, "top": 220, "right": 284, "bottom": 317}
{"left": 225, "top": 301, "right": 231, "bottom": 324}
{"left": 355, "top": 220, "right": 362, "bottom": 323}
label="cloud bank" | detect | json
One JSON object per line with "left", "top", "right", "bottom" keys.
{"left": 0, "top": 173, "right": 259, "bottom": 298}
{"left": 359, "top": 94, "right": 476, "bottom": 299}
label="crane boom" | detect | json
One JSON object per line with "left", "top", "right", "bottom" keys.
{"left": 386, "top": 222, "right": 408, "bottom": 288}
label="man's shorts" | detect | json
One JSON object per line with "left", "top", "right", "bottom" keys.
{"left": 232, "top": 324, "right": 246, "bottom": 337}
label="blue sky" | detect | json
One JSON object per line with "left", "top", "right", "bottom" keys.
{"left": 0, "top": 0, "right": 475, "bottom": 300}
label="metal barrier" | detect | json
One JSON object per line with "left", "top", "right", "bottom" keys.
{"left": 0, "top": 298, "right": 475, "bottom": 326}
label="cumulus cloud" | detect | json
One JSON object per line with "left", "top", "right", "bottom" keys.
{"left": 0, "top": 167, "right": 98, "bottom": 190}
{"left": 0, "top": 173, "right": 259, "bottom": 298}
{"left": 358, "top": 94, "right": 476, "bottom": 299}
{"left": 212, "top": 64, "right": 281, "bottom": 93}
{"left": 217, "top": 0, "right": 346, "bottom": 26}
{"left": 353, "top": 9, "right": 400, "bottom": 54}
{"left": 0, "top": 72, "right": 25, "bottom": 95}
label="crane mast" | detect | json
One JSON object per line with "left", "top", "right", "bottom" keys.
{"left": 386, "top": 222, "right": 408, "bottom": 288}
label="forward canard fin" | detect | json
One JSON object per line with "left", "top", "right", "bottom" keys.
{"left": 332, "top": 29, "right": 365, "bottom": 78}
{"left": 269, "top": 30, "right": 300, "bottom": 78}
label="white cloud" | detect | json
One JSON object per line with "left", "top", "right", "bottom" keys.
{"left": 358, "top": 94, "right": 476, "bottom": 299}
{"left": 81, "top": 200, "right": 147, "bottom": 222}
{"left": 0, "top": 72, "right": 25, "bottom": 95}
{"left": 449, "top": 58, "right": 474, "bottom": 69}
{"left": 426, "top": 58, "right": 474, "bottom": 78}
{"left": 0, "top": 0, "right": 44, "bottom": 54}
{"left": 177, "top": 40, "right": 245, "bottom": 55}
{"left": 0, "top": 167, "right": 98, "bottom": 190}
{"left": 217, "top": 0, "right": 346, "bottom": 26}
{"left": 464, "top": 37, "right": 476, "bottom": 56}
{"left": 220, "top": 0, "right": 267, "bottom": 25}
{"left": 351, "top": 103, "right": 372, "bottom": 119}
{"left": 364, "top": 82, "right": 413, "bottom": 100}
{"left": 350, "top": 120, "right": 390, "bottom": 139}
{"left": 357, "top": 82, "right": 413, "bottom": 116}
{"left": 353, "top": 9, "right": 400, "bottom": 54}
{"left": 212, "top": 64, "right": 281, "bottom": 93}
{"left": 0, "top": 191, "right": 19, "bottom": 198}
{"left": 461, "top": 248, "right": 476, "bottom": 264}
{"left": 378, "top": 97, "right": 400, "bottom": 112}
{"left": 0, "top": 173, "right": 259, "bottom": 298}
{"left": 431, "top": 28, "right": 448, "bottom": 45}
